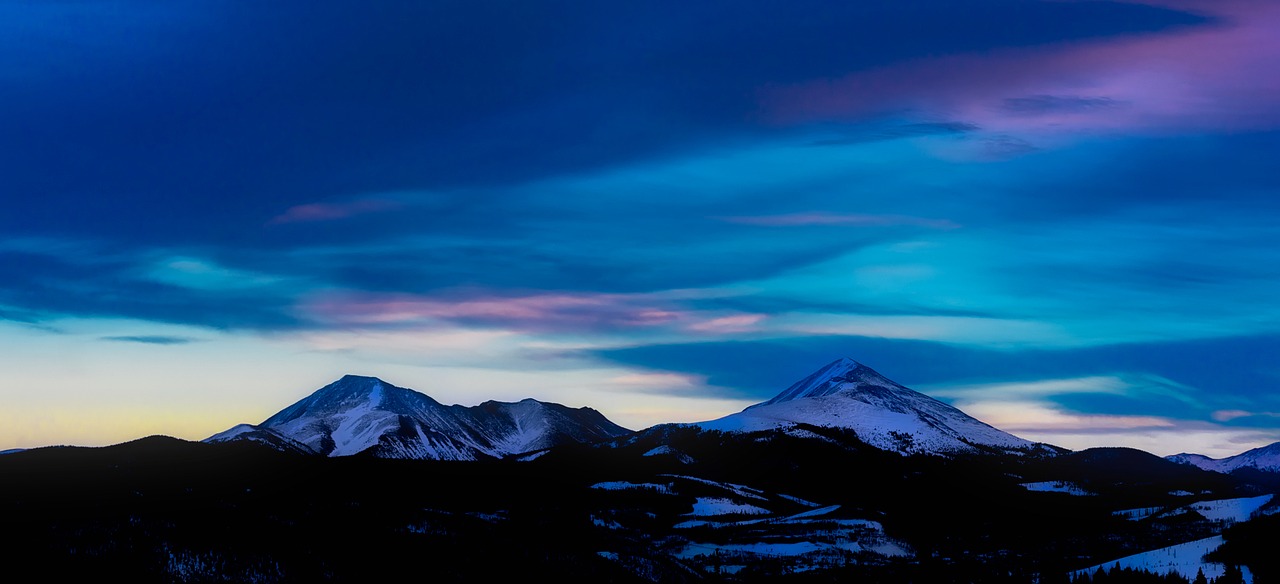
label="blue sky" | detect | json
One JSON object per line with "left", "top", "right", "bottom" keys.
{"left": 3, "top": 0, "right": 1279, "bottom": 456}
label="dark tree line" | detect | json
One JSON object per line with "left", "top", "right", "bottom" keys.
{"left": 1064, "top": 564, "right": 1246, "bottom": 584}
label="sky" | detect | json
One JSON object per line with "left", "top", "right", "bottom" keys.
{"left": 2, "top": 0, "right": 1279, "bottom": 457}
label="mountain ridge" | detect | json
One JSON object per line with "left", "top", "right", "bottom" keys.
{"left": 206, "top": 374, "right": 631, "bottom": 460}
{"left": 1168, "top": 441, "right": 1280, "bottom": 474}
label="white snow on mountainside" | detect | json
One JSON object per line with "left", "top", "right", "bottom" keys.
{"left": 1167, "top": 441, "right": 1280, "bottom": 474}
{"left": 205, "top": 375, "right": 630, "bottom": 460}
{"left": 696, "top": 358, "right": 1045, "bottom": 455}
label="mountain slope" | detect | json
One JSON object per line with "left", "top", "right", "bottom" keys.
{"left": 206, "top": 375, "right": 630, "bottom": 460}
{"left": 205, "top": 424, "right": 317, "bottom": 455}
{"left": 696, "top": 357, "right": 1047, "bottom": 455}
{"left": 1168, "top": 441, "right": 1280, "bottom": 474}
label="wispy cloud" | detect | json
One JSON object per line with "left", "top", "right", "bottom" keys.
{"left": 99, "top": 335, "right": 197, "bottom": 345}
{"left": 720, "top": 212, "right": 959, "bottom": 230}
{"left": 686, "top": 314, "right": 767, "bottom": 334}
{"left": 771, "top": 313, "right": 1070, "bottom": 347}
{"left": 300, "top": 289, "right": 768, "bottom": 336}
{"left": 762, "top": 0, "right": 1280, "bottom": 137}
{"left": 920, "top": 374, "right": 1280, "bottom": 457}
{"left": 269, "top": 198, "right": 403, "bottom": 225}
{"left": 1212, "top": 410, "right": 1280, "bottom": 423}
{"left": 917, "top": 372, "right": 1280, "bottom": 456}
{"left": 303, "top": 291, "right": 680, "bottom": 330}
{"left": 1000, "top": 95, "right": 1126, "bottom": 116}
{"left": 1022, "top": 425, "right": 1280, "bottom": 459}
{"left": 963, "top": 400, "right": 1175, "bottom": 432}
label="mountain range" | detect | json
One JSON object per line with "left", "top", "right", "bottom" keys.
{"left": 208, "top": 358, "right": 1059, "bottom": 461}
{"left": 206, "top": 358, "right": 1280, "bottom": 468}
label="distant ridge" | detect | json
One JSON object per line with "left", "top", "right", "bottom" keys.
{"left": 1168, "top": 441, "right": 1280, "bottom": 474}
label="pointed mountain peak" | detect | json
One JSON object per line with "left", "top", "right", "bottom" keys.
{"left": 756, "top": 357, "right": 899, "bottom": 407}
{"left": 334, "top": 373, "right": 387, "bottom": 386}
{"left": 832, "top": 356, "right": 862, "bottom": 369}
{"left": 701, "top": 357, "right": 1043, "bottom": 456}
{"left": 258, "top": 375, "right": 403, "bottom": 431}
{"left": 214, "top": 374, "right": 630, "bottom": 460}
{"left": 312, "top": 374, "right": 391, "bottom": 398}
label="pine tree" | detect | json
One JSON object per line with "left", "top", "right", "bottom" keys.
{"left": 1218, "top": 564, "right": 1244, "bottom": 584}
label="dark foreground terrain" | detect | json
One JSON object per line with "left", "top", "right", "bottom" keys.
{"left": 0, "top": 430, "right": 1272, "bottom": 583}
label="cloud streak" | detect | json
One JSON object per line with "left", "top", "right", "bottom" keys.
{"left": 762, "top": 0, "right": 1280, "bottom": 136}
{"left": 719, "top": 212, "right": 959, "bottom": 230}
{"left": 100, "top": 335, "right": 197, "bottom": 345}
{"left": 269, "top": 198, "right": 404, "bottom": 225}
{"left": 299, "top": 289, "right": 769, "bottom": 337}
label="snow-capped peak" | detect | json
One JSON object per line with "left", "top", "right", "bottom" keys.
{"left": 698, "top": 358, "right": 1043, "bottom": 456}
{"left": 207, "top": 375, "right": 631, "bottom": 460}
{"left": 754, "top": 357, "right": 899, "bottom": 407}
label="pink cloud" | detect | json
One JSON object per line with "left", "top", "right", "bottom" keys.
{"left": 269, "top": 198, "right": 403, "bottom": 225}
{"left": 1212, "top": 409, "right": 1280, "bottom": 422}
{"left": 302, "top": 290, "right": 770, "bottom": 336}
{"left": 761, "top": 0, "right": 1280, "bottom": 136}
{"left": 303, "top": 291, "right": 684, "bottom": 331}
{"left": 686, "top": 314, "right": 767, "bottom": 333}
{"left": 720, "top": 212, "right": 959, "bottom": 230}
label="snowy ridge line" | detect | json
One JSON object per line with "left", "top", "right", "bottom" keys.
{"left": 778, "top": 493, "right": 823, "bottom": 507}
{"left": 786, "top": 505, "right": 841, "bottom": 520}
{"left": 659, "top": 474, "right": 769, "bottom": 501}
{"left": 1168, "top": 441, "right": 1280, "bottom": 474}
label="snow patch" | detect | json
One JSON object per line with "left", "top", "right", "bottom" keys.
{"left": 643, "top": 445, "right": 695, "bottom": 464}
{"left": 592, "top": 515, "right": 625, "bottom": 530}
{"left": 1113, "top": 506, "right": 1165, "bottom": 521}
{"left": 786, "top": 505, "right": 841, "bottom": 520}
{"left": 686, "top": 497, "right": 771, "bottom": 517}
{"left": 660, "top": 474, "right": 768, "bottom": 500}
{"left": 590, "top": 481, "right": 673, "bottom": 494}
{"left": 778, "top": 493, "right": 823, "bottom": 507}
{"left": 1187, "top": 494, "right": 1272, "bottom": 523}
{"left": 514, "top": 450, "right": 550, "bottom": 461}
{"left": 1073, "top": 536, "right": 1238, "bottom": 582}
{"left": 1020, "top": 481, "right": 1094, "bottom": 496}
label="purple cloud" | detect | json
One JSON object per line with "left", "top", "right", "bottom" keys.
{"left": 760, "top": 0, "right": 1280, "bottom": 135}
{"left": 300, "top": 290, "right": 765, "bottom": 335}
{"left": 269, "top": 199, "right": 403, "bottom": 225}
